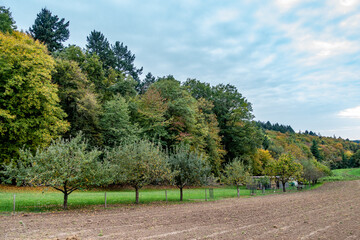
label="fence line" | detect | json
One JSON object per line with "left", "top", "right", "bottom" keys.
{"left": 0, "top": 185, "right": 313, "bottom": 213}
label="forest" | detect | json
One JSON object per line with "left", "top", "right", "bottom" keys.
{"left": 1, "top": 7, "right": 360, "bottom": 207}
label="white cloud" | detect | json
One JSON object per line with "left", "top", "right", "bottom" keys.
{"left": 299, "top": 39, "right": 359, "bottom": 65}
{"left": 328, "top": 0, "right": 360, "bottom": 15}
{"left": 340, "top": 13, "right": 360, "bottom": 34}
{"left": 275, "top": 0, "right": 305, "bottom": 11}
{"left": 340, "top": 0, "right": 358, "bottom": 6}
{"left": 338, "top": 106, "right": 360, "bottom": 118}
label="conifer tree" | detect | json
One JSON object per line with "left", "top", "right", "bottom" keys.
{"left": 29, "top": 8, "right": 69, "bottom": 52}
{"left": 0, "top": 6, "right": 16, "bottom": 33}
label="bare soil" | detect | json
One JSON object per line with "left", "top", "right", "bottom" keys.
{"left": 1, "top": 180, "right": 359, "bottom": 240}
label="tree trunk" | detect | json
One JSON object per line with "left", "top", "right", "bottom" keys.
{"left": 282, "top": 181, "right": 286, "bottom": 192}
{"left": 63, "top": 181, "right": 68, "bottom": 210}
{"left": 63, "top": 192, "right": 68, "bottom": 210}
{"left": 180, "top": 187, "right": 183, "bottom": 201}
{"left": 135, "top": 186, "right": 139, "bottom": 204}
{"left": 237, "top": 185, "right": 240, "bottom": 197}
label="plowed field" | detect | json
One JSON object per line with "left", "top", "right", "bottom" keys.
{"left": 1, "top": 180, "right": 359, "bottom": 239}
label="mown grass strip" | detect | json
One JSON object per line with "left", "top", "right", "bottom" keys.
{"left": 0, "top": 184, "right": 320, "bottom": 213}
{"left": 320, "top": 167, "right": 360, "bottom": 182}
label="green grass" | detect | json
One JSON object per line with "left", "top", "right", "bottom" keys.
{"left": 0, "top": 186, "right": 249, "bottom": 212}
{"left": 0, "top": 184, "right": 320, "bottom": 213}
{"left": 320, "top": 167, "right": 360, "bottom": 182}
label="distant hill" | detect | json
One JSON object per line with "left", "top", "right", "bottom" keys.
{"left": 257, "top": 121, "right": 294, "bottom": 133}
{"left": 264, "top": 130, "right": 360, "bottom": 169}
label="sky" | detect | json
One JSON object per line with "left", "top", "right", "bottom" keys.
{"left": 3, "top": 0, "right": 360, "bottom": 140}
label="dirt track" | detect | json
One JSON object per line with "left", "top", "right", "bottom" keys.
{"left": 1, "top": 180, "right": 360, "bottom": 240}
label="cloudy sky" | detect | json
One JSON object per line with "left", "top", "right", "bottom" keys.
{"left": 3, "top": 0, "right": 360, "bottom": 139}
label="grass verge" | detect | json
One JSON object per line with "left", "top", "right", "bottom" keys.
{"left": 0, "top": 184, "right": 319, "bottom": 213}
{"left": 320, "top": 167, "right": 360, "bottom": 182}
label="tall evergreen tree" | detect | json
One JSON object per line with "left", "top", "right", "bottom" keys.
{"left": 138, "top": 72, "right": 156, "bottom": 94}
{"left": 112, "top": 41, "right": 143, "bottom": 83}
{"left": 310, "top": 140, "right": 322, "bottom": 161}
{"left": 0, "top": 6, "right": 16, "bottom": 33}
{"left": 29, "top": 8, "right": 69, "bottom": 52}
{"left": 86, "top": 30, "right": 114, "bottom": 69}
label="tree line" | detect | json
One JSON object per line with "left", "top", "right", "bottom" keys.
{"left": 0, "top": 6, "right": 355, "bottom": 209}
{"left": 0, "top": 7, "right": 262, "bottom": 175}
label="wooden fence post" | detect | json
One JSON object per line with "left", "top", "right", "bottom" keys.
{"left": 13, "top": 194, "right": 16, "bottom": 213}
{"left": 104, "top": 192, "right": 107, "bottom": 208}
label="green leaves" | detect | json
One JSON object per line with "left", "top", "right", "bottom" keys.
{"left": 184, "top": 79, "right": 261, "bottom": 163}
{"left": 301, "top": 158, "right": 331, "bottom": 183}
{"left": 100, "top": 95, "right": 139, "bottom": 147}
{"left": 16, "top": 134, "right": 104, "bottom": 188}
{"left": 0, "top": 31, "right": 68, "bottom": 165}
{"left": 223, "top": 158, "right": 251, "bottom": 186}
{"left": 268, "top": 154, "right": 303, "bottom": 191}
{"left": 3, "top": 133, "right": 108, "bottom": 208}
{"left": 168, "top": 144, "right": 210, "bottom": 189}
{"left": 52, "top": 58, "right": 102, "bottom": 146}
{"left": 105, "top": 139, "right": 171, "bottom": 188}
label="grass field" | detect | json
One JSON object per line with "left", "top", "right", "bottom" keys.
{"left": 0, "top": 184, "right": 310, "bottom": 213}
{"left": 320, "top": 167, "right": 360, "bottom": 182}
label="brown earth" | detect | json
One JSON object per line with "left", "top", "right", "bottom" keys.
{"left": 1, "top": 180, "right": 359, "bottom": 240}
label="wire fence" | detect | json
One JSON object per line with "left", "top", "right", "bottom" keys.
{"left": 0, "top": 184, "right": 314, "bottom": 213}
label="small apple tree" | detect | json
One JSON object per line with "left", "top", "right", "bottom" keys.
{"left": 268, "top": 154, "right": 303, "bottom": 192}
{"left": 106, "top": 139, "right": 171, "bottom": 204}
{"left": 223, "top": 158, "right": 251, "bottom": 197}
{"left": 4, "top": 134, "right": 107, "bottom": 209}
{"left": 168, "top": 144, "right": 210, "bottom": 201}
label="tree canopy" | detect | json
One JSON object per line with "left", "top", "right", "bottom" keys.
{"left": 106, "top": 140, "right": 170, "bottom": 203}
{"left": 0, "top": 31, "right": 68, "bottom": 165}
{"left": 4, "top": 134, "right": 106, "bottom": 209}
{"left": 267, "top": 154, "right": 303, "bottom": 192}
{"left": 223, "top": 158, "right": 251, "bottom": 197}
{"left": 168, "top": 144, "right": 209, "bottom": 201}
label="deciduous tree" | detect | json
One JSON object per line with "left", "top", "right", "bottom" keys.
{"left": 184, "top": 79, "right": 262, "bottom": 162}
{"left": 168, "top": 144, "right": 209, "bottom": 201}
{"left": 0, "top": 31, "right": 68, "bottom": 165}
{"left": 301, "top": 158, "right": 331, "bottom": 184}
{"left": 268, "top": 154, "right": 303, "bottom": 192}
{"left": 100, "top": 95, "right": 139, "bottom": 147}
{"left": 4, "top": 134, "right": 106, "bottom": 209}
{"left": 106, "top": 140, "right": 171, "bottom": 203}
{"left": 132, "top": 86, "right": 169, "bottom": 141}
{"left": 52, "top": 59, "right": 102, "bottom": 146}
{"left": 223, "top": 158, "right": 251, "bottom": 197}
